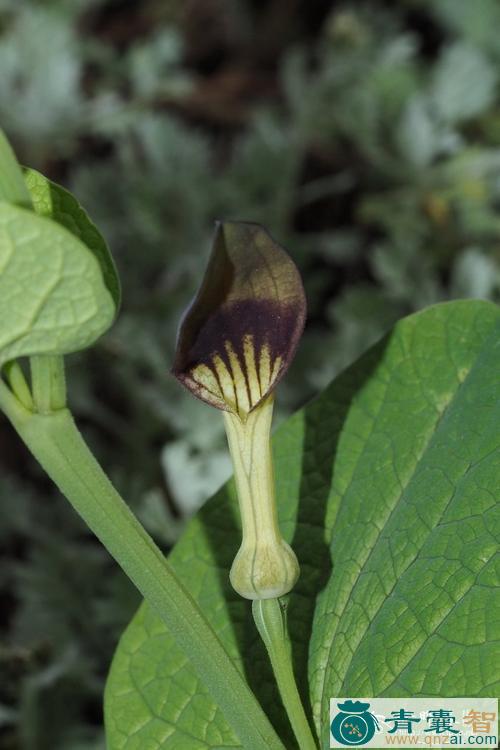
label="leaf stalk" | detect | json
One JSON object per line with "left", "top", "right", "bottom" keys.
{"left": 253, "top": 598, "right": 318, "bottom": 750}
{"left": 0, "top": 379, "right": 285, "bottom": 750}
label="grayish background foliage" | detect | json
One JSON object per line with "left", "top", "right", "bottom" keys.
{"left": 0, "top": 1, "right": 499, "bottom": 747}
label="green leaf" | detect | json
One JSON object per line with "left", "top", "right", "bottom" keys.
{"left": 24, "top": 167, "right": 121, "bottom": 310}
{"left": 106, "top": 300, "right": 500, "bottom": 749}
{"left": 0, "top": 129, "right": 32, "bottom": 207}
{"left": 430, "top": 42, "right": 497, "bottom": 123}
{"left": 397, "top": 95, "right": 438, "bottom": 168}
{"left": 0, "top": 202, "right": 115, "bottom": 366}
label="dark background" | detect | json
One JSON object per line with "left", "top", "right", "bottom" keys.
{"left": 0, "top": 1, "right": 499, "bottom": 748}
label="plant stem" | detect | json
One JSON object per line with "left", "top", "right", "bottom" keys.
{"left": 4, "top": 361, "right": 33, "bottom": 410}
{"left": 30, "top": 355, "right": 66, "bottom": 412}
{"left": 253, "top": 598, "right": 318, "bottom": 750}
{"left": 0, "top": 382, "right": 285, "bottom": 750}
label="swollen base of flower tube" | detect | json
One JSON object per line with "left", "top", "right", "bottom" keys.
{"left": 229, "top": 539, "right": 300, "bottom": 600}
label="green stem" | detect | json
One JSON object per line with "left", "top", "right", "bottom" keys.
{"left": 30, "top": 355, "right": 66, "bottom": 413}
{"left": 253, "top": 598, "right": 318, "bottom": 750}
{"left": 0, "top": 382, "right": 285, "bottom": 750}
{"left": 4, "top": 361, "right": 33, "bottom": 410}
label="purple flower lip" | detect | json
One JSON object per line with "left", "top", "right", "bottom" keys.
{"left": 172, "top": 221, "right": 306, "bottom": 418}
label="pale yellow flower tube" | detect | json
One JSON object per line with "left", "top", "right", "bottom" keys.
{"left": 224, "top": 395, "right": 299, "bottom": 599}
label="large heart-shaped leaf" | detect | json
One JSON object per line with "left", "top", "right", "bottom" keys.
{"left": 24, "top": 167, "right": 121, "bottom": 310}
{"left": 0, "top": 201, "right": 115, "bottom": 366}
{"left": 105, "top": 300, "right": 500, "bottom": 749}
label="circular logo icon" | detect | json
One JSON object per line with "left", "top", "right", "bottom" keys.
{"left": 331, "top": 701, "right": 379, "bottom": 746}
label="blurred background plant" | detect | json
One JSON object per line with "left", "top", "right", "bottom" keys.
{"left": 0, "top": 0, "right": 499, "bottom": 747}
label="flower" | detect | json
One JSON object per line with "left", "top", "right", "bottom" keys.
{"left": 172, "top": 221, "right": 306, "bottom": 599}
{"left": 172, "top": 221, "right": 306, "bottom": 420}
